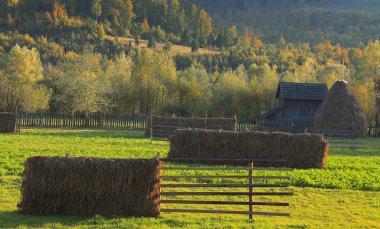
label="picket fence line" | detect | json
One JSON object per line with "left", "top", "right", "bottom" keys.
{"left": 18, "top": 112, "right": 145, "bottom": 130}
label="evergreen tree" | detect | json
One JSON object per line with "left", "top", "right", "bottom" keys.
{"left": 91, "top": 0, "right": 102, "bottom": 21}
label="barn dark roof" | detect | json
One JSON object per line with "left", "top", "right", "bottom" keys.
{"left": 276, "top": 82, "right": 328, "bottom": 101}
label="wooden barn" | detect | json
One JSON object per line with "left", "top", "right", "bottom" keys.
{"left": 260, "top": 82, "right": 328, "bottom": 132}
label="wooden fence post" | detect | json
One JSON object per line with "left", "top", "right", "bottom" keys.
{"left": 150, "top": 113, "right": 153, "bottom": 140}
{"left": 157, "top": 152, "right": 161, "bottom": 216}
{"left": 249, "top": 161, "right": 253, "bottom": 221}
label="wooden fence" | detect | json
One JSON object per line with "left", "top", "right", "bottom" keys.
{"left": 18, "top": 112, "right": 145, "bottom": 130}
{"left": 368, "top": 125, "right": 380, "bottom": 137}
{"left": 16, "top": 112, "right": 380, "bottom": 138}
{"left": 159, "top": 156, "right": 293, "bottom": 219}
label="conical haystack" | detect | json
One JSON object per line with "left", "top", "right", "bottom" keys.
{"left": 314, "top": 80, "right": 367, "bottom": 137}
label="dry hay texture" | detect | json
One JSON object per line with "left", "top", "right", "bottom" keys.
{"left": 314, "top": 80, "right": 368, "bottom": 137}
{"left": 18, "top": 157, "right": 160, "bottom": 217}
{"left": 0, "top": 112, "right": 18, "bottom": 133}
{"left": 168, "top": 129, "right": 329, "bottom": 169}
{"left": 146, "top": 116, "right": 237, "bottom": 136}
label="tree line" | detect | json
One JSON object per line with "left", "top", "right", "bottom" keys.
{"left": 2, "top": 37, "right": 380, "bottom": 123}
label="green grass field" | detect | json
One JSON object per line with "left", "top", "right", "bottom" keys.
{"left": 0, "top": 128, "right": 379, "bottom": 228}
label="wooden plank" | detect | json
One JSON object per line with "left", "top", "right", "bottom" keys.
{"left": 161, "top": 209, "right": 290, "bottom": 216}
{"left": 153, "top": 130, "right": 175, "bottom": 135}
{"left": 160, "top": 200, "right": 289, "bottom": 206}
{"left": 161, "top": 167, "right": 293, "bottom": 171}
{"left": 161, "top": 183, "right": 290, "bottom": 188}
{"left": 161, "top": 192, "right": 294, "bottom": 196}
{"left": 152, "top": 133, "right": 171, "bottom": 137}
{"left": 160, "top": 158, "right": 288, "bottom": 163}
{"left": 151, "top": 138, "right": 170, "bottom": 142}
{"left": 161, "top": 175, "right": 291, "bottom": 180}
{"left": 152, "top": 125, "right": 180, "bottom": 128}
{"left": 330, "top": 146, "right": 355, "bottom": 149}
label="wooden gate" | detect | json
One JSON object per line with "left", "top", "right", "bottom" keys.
{"left": 158, "top": 157, "right": 293, "bottom": 219}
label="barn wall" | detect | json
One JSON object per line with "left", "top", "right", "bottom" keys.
{"left": 283, "top": 99, "right": 322, "bottom": 122}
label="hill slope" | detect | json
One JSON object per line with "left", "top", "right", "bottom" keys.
{"left": 190, "top": 0, "right": 380, "bottom": 46}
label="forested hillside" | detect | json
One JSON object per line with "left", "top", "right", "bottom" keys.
{"left": 1, "top": 0, "right": 380, "bottom": 124}
{"left": 190, "top": 0, "right": 380, "bottom": 46}
{"left": 0, "top": 0, "right": 218, "bottom": 59}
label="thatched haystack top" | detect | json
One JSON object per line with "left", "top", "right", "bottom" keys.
{"left": 314, "top": 80, "right": 367, "bottom": 137}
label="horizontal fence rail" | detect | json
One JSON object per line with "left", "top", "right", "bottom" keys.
{"left": 158, "top": 155, "right": 293, "bottom": 220}
{"left": 161, "top": 192, "right": 294, "bottom": 196}
{"left": 161, "top": 175, "right": 291, "bottom": 179}
{"left": 161, "top": 167, "right": 293, "bottom": 171}
{"left": 161, "top": 183, "right": 290, "bottom": 188}
{"left": 160, "top": 200, "right": 289, "bottom": 206}
{"left": 160, "top": 158, "right": 288, "bottom": 164}
{"left": 160, "top": 209, "right": 290, "bottom": 217}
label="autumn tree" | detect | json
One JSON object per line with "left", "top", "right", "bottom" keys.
{"left": 171, "top": 62, "right": 212, "bottom": 115}
{"left": 0, "top": 45, "right": 50, "bottom": 112}
{"left": 199, "top": 9, "right": 212, "bottom": 46}
{"left": 103, "top": 52, "right": 134, "bottom": 113}
{"left": 45, "top": 49, "right": 108, "bottom": 115}
{"left": 131, "top": 49, "right": 176, "bottom": 115}
{"left": 209, "top": 69, "right": 251, "bottom": 117}
{"left": 167, "top": 0, "right": 180, "bottom": 34}
{"left": 222, "top": 25, "right": 238, "bottom": 47}
{"left": 248, "top": 63, "right": 279, "bottom": 116}
{"left": 358, "top": 40, "right": 380, "bottom": 123}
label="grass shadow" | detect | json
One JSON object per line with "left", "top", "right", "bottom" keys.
{"left": 0, "top": 211, "right": 94, "bottom": 228}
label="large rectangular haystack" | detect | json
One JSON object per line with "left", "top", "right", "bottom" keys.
{"left": 0, "top": 112, "right": 18, "bottom": 133}
{"left": 18, "top": 157, "right": 160, "bottom": 217}
{"left": 168, "top": 129, "right": 329, "bottom": 169}
{"left": 146, "top": 116, "right": 237, "bottom": 137}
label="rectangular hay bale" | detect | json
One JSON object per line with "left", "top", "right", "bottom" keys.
{"left": 168, "top": 129, "right": 329, "bottom": 169}
{"left": 0, "top": 112, "right": 18, "bottom": 133}
{"left": 18, "top": 157, "right": 160, "bottom": 217}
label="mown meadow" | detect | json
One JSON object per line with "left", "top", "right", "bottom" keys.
{"left": 0, "top": 128, "right": 379, "bottom": 228}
